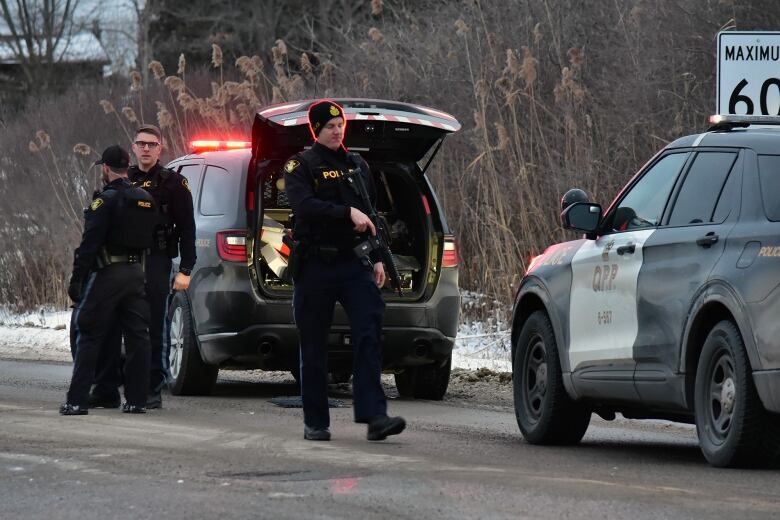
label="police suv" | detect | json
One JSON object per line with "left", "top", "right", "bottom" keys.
{"left": 512, "top": 115, "right": 780, "bottom": 467}
{"left": 165, "top": 99, "right": 461, "bottom": 400}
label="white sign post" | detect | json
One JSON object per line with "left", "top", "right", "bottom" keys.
{"left": 717, "top": 31, "right": 780, "bottom": 115}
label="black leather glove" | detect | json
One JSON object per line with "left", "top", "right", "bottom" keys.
{"left": 68, "top": 275, "right": 84, "bottom": 303}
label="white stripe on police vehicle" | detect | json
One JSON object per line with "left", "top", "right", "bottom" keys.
{"left": 568, "top": 229, "right": 654, "bottom": 371}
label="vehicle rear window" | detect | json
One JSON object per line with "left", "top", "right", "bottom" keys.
{"left": 668, "top": 152, "right": 737, "bottom": 226}
{"left": 200, "top": 165, "right": 230, "bottom": 216}
{"left": 758, "top": 155, "right": 780, "bottom": 221}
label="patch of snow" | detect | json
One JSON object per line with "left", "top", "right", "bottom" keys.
{"left": 452, "top": 291, "right": 511, "bottom": 371}
{"left": 0, "top": 306, "right": 71, "bottom": 362}
{"left": 0, "top": 300, "right": 515, "bottom": 372}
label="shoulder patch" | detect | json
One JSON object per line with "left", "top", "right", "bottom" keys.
{"left": 90, "top": 198, "right": 104, "bottom": 211}
{"left": 284, "top": 159, "right": 300, "bottom": 174}
{"left": 181, "top": 178, "right": 190, "bottom": 192}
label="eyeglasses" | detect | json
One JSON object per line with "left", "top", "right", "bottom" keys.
{"left": 134, "top": 141, "right": 160, "bottom": 149}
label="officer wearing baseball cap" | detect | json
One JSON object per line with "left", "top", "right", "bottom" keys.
{"left": 88, "top": 125, "right": 197, "bottom": 410}
{"left": 61, "top": 145, "right": 157, "bottom": 415}
{"left": 283, "top": 100, "right": 406, "bottom": 441}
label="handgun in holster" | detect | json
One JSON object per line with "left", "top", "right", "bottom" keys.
{"left": 282, "top": 232, "right": 305, "bottom": 283}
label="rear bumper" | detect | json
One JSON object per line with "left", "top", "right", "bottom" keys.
{"left": 199, "top": 324, "right": 455, "bottom": 371}
{"left": 753, "top": 369, "right": 780, "bottom": 414}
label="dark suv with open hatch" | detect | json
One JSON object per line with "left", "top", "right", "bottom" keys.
{"left": 164, "top": 99, "right": 461, "bottom": 401}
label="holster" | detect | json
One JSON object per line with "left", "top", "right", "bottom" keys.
{"left": 166, "top": 228, "right": 179, "bottom": 258}
{"left": 282, "top": 233, "right": 305, "bottom": 283}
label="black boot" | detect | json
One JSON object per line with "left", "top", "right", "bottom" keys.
{"left": 121, "top": 403, "right": 147, "bottom": 414}
{"left": 146, "top": 391, "right": 162, "bottom": 409}
{"left": 367, "top": 416, "right": 406, "bottom": 441}
{"left": 59, "top": 403, "right": 88, "bottom": 416}
{"left": 304, "top": 426, "right": 331, "bottom": 441}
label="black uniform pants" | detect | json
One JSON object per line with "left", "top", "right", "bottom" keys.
{"left": 92, "top": 253, "right": 173, "bottom": 395}
{"left": 293, "top": 257, "right": 387, "bottom": 429}
{"left": 69, "top": 312, "right": 122, "bottom": 399}
{"left": 145, "top": 253, "right": 173, "bottom": 393}
{"left": 67, "top": 263, "right": 150, "bottom": 407}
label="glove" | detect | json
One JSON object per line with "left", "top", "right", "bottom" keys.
{"left": 68, "top": 275, "right": 84, "bottom": 303}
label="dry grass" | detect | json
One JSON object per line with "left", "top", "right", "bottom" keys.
{"left": 1, "top": 0, "right": 777, "bottom": 315}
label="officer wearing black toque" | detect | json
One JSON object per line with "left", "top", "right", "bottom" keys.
{"left": 61, "top": 145, "right": 157, "bottom": 415}
{"left": 283, "top": 100, "right": 406, "bottom": 441}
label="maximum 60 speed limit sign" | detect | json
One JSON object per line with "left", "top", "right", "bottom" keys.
{"left": 718, "top": 32, "right": 780, "bottom": 115}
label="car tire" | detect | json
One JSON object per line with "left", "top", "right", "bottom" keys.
{"left": 394, "top": 357, "right": 451, "bottom": 401}
{"left": 394, "top": 368, "right": 417, "bottom": 399}
{"left": 694, "top": 320, "right": 780, "bottom": 468}
{"left": 513, "top": 311, "right": 590, "bottom": 445}
{"left": 413, "top": 356, "right": 451, "bottom": 400}
{"left": 167, "top": 292, "right": 218, "bottom": 396}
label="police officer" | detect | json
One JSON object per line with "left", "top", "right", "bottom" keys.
{"left": 284, "top": 100, "right": 406, "bottom": 441}
{"left": 61, "top": 145, "right": 156, "bottom": 415}
{"left": 128, "top": 124, "right": 196, "bottom": 408}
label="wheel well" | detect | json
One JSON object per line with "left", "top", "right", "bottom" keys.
{"left": 511, "top": 293, "right": 546, "bottom": 364}
{"left": 684, "top": 302, "right": 736, "bottom": 407}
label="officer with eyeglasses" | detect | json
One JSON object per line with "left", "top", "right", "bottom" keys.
{"left": 88, "top": 124, "right": 196, "bottom": 410}
{"left": 131, "top": 124, "right": 196, "bottom": 408}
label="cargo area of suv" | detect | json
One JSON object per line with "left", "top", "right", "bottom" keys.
{"left": 254, "top": 160, "right": 440, "bottom": 299}
{"left": 248, "top": 99, "right": 459, "bottom": 302}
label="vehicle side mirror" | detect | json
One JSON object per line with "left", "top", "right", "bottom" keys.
{"left": 562, "top": 202, "right": 602, "bottom": 235}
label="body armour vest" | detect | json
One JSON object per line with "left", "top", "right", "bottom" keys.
{"left": 106, "top": 185, "right": 158, "bottom": 250}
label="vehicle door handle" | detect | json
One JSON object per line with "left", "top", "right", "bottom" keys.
{"left": 617, "top": 243, "right": 636, "bottom": 255}
{"left": 696, "top": 232, "right": 719, "bottom": 248}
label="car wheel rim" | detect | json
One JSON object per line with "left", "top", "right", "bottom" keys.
{"left": 169, "top": 307, "right": 184, "bottom": 380}
{"left": 705, "top": 347, "right": 736, "bottom": 443}
{"left": 523, "top": 335, "right": 548, "bottom": 422}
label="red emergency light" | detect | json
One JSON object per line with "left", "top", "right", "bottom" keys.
{"left": 190, "top": 140, "right": 251, "bottom": 153}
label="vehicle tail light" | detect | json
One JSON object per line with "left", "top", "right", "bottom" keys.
{"left": 442, "top": 235, "right": 459, "bottom": 268}
{"left": 217, "top": 230, "right": 247, "bottom": 262}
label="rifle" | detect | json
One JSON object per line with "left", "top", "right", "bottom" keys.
{"left": 343, "top": 153, "right": 403, "bottom": 296}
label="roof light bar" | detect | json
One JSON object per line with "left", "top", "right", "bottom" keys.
{"left": 708, "top": 114, "right": 780, "bottom": 128}
{"left": 190, "top": 140, "right": 251, "bottom": 152}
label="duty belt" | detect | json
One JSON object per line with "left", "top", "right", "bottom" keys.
{"left": 96, "top": 251, "right": 144, "bottom": 269}
{"left": 108, "top": 253, "right": 142, "bottom": 263}
{"left": 309, "top": 244, "right": 355, "bottom": 263}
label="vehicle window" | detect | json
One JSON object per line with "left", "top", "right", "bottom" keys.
{"left": 177, "top": 164, "right": 203, "bottom": 197}
{"left": 758, "top": 155, "right": 780, "bottom": 221}
{"left": 200, "top": 165, "right": 230, "bottom": 216}
{"left": 711, "top": 165, "right": 740, "bottom": 223}
{"left": 668, "top": 152, "right": 737, "bottom": 226}
{"left": 605, "top": 152, "right": 689, "bottom": 232}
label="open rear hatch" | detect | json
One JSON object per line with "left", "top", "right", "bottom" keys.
{"left": 246, "top": 98, "right": 460, "bottom": 300}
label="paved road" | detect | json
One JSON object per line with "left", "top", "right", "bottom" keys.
{"left": 1, "top": 359, "right": 779, "bottom": 519}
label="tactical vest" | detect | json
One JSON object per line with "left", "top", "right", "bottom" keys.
{"left": 133, "top": 166, "right": 172, "bottom": 225}
{"left": 106, "top": 185, "right": 158, "bottom": 250}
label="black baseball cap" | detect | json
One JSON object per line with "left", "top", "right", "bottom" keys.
{"left": 94, "top": 145, "right": 130, "bottom": 169}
